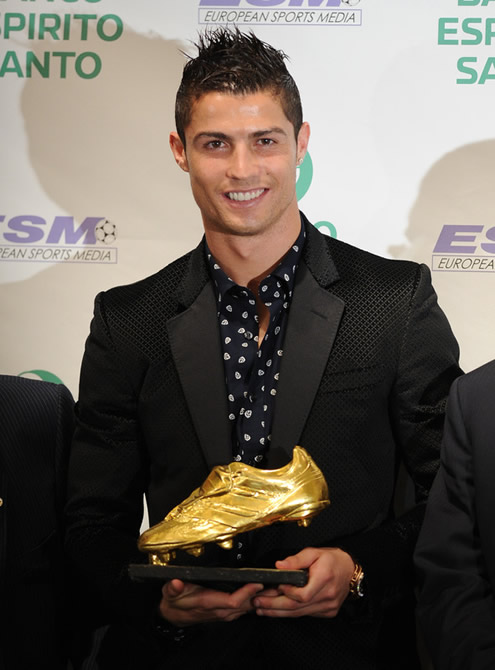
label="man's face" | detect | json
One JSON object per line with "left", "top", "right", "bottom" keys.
{"left": 170, "top": 90, "right": 309, "bottom": 240}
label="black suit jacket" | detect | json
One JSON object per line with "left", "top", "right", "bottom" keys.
{"left": 66, "top": 215, "right": 461, "bottom": 669}
{"left": 0, "top": 376, "right": 74, "bottom": 670}
{"left": 415, "top": 360, "right": 495, "bottom": 670}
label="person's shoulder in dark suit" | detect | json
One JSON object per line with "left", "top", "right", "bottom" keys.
{"left": 415, "top": 359, "right": 495, "bottom": 670}
{"left": 0, "top": 375, "right": 76, "bottom": 670}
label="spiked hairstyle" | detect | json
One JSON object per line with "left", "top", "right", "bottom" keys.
{"left": 175, "top": 28, "right": 303, "bottom": 145}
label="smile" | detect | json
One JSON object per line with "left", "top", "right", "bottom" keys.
{"left": 226, "top": 189, "right": 265, "bottom": 202}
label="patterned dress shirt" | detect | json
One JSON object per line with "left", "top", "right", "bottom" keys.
{"left": 206, "top": 224, "right": 305, "bottom": 468}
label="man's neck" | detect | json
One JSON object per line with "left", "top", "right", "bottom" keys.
{"left": 205, "top": 216, "right": 301, "bottom": 289}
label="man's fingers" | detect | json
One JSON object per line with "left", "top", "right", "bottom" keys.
{"left": 163, "top": 578, "right": 187, "bottom": 598}
{"left": 276, "top": 547, "right": 319, "bottom": 571}
{"left": 227, "top": 582, "right": 264, "bottom": 606}
{"left": 159, "top": 581, "right": 263, "bottom": 627}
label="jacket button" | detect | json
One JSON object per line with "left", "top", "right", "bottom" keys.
{"left": 0, "top": 498, "right": 3, "bottom": 507}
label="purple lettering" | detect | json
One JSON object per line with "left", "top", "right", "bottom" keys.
{"left": 4, "top": 215, "right": 46, "bottom": 243}
{"left": 433, "top": 224, "right": 483, "bottom": 254}
{"left": 480, "top": 225, "right": 495, "bottom": 254}
{"left": 45, "top": 216, "right": 103, "bottom": 244}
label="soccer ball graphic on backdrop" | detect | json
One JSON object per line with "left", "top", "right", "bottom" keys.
{"left": 341, "top": 0, "right": 360, "bottom": 5}
{"left": 95, "top": 219, "right": 117, "bottom": 244}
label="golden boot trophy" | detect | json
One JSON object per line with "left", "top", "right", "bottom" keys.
{"left": 138, "top": 445, "right": 330, "bottom": 566}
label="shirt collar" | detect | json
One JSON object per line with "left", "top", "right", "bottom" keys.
{"left": 206, "top": 222, "right": 306, "bottom": 301}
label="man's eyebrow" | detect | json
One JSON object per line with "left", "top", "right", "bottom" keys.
{"left": 193, "top": 131, "right": 230, "bottom": 143}
{"left": 192, "top": 127, "right": 288, "bottom": 143}
{"left": 252, "top": 127, "right": 287, "bottom": 138}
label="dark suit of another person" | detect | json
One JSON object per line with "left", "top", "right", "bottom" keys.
{"left": 0, "top": 375, "right": 74, "bottom": 670}
{"left": 415, "top": 359, "right": 495, "bottom": 669}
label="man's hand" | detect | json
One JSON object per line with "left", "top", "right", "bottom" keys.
{"left": 159, "top": 579, "right": 264, "bottom": 626}
{"left": 253, "top": 547, "right": 355, "bottom": 618}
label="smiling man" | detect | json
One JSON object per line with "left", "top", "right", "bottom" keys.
{"left": 66, "top": 29, "right": 462, "bottom": 669}
{"left": 170, "top": 91, "right": 307, "bottom": 242}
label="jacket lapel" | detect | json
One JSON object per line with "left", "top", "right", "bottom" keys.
{"left": 167, "top": 220, "right": 344, "bottom": 469}
{"left": 167, "top": 243, "right": 231, "bottom": 470}
{"left": 271, "top": 220, "right": 345, "bottom": 459}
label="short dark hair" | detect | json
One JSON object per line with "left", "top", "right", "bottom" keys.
{"left": 175, "top": 28, "right": 303, "bottom": 145}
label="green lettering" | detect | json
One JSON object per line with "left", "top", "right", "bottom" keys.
{"left": 39, "top": 14, "right": 61, "bottom": 40}
{"left": 3, "top": 14, "right": 26, "bottom": 39}
{"left": 63, "top": 14, "right": 71, "bottom": 40}
{"left": 456, "top": 56, "right": 478, "bottom": 84}
{"left": 96, "top": 15, "right": 123, "bottom": 42}
{"left": 0, "top": 50, "right": 23, "bottom": 77}
{"left": 485, "top": 18, "right": 495, "bottom": 44}
{"left": 73, "top": 14, "right": 97, "bottom": 40}
{"left": 438, "top": 18, "right": 458, "bottom": 45}
{"left": 75, "top": 51, "right": 101, "bottom": 79}
{"left": 479, "top": 57, "right": 495, "bottom": 83}
{"left": 26, "top": 51, "right": 49, "bottom": 77}
{"left": 461, "top": 18, "right": 482, "bottom": 44}
{"left": 52, "top": 51, "right": 75, "bottom": 78}
{"left": 28, "top": 13, "right": 36, "bottom": 39}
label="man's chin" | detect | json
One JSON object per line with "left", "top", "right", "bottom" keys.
{"left": 213, "top": 218, "right": 269, "bottom": 237}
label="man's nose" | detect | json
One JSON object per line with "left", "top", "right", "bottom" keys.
{"left": 226, "top": 144, "right": 259, "bottom": 180}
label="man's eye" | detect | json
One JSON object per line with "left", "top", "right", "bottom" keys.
{"left": 258, "top": 138, "right": 275, "bottom": 146}
{"left": 206, "top": 140, "right": 225, "bottom": 149}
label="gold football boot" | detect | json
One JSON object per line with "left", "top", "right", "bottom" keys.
{"left": 138, "top": 445, "right": 330, "bottom": 565}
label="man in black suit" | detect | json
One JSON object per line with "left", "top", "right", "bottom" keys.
{"left": 65, "top": 29, "right": 461, "bottom": 669}
{"left": 0, "top": 375, "right": 74, "bottom": 670}
{"left": 415, "top": 360, "right": 495, "bottom": 669}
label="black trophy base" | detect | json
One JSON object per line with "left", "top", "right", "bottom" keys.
{"left": 128, "top": 564, "right": 308, "bottom": 592}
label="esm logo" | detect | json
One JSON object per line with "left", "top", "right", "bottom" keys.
{"left": 0, "top": 215, "right": 117, "bottom": 263}
{"left": 432, "top": 224, "right": 495, "bottom": 272}
{"left": 434, "top": 225, "right": 495, "bottom": 254}
{"left": 1, "top": 215, "right": 113, "bottom": 245}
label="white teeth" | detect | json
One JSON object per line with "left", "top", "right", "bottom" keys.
{"left": 227, "top": 189, "right": 264, "bottom": 202}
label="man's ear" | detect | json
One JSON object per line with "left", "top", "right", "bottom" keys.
{"left": 296, "top": 122, "right": 310, "bottom": 165}
{"left": 170, "top": 132, "right": 189, "bottom": 172}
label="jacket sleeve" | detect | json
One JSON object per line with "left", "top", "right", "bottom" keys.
{"left": 65, "top": 292, "right": 159, "bottom": 623}
{"left": 415, "top": 373, "right": 495, "bottom": 670}
{"left": 337, "top": 263, "right": 462, "bottom": 609}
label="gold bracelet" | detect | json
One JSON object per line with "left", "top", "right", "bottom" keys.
{"left": 348, "top": 562, "right": 365, "bottom": 599}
